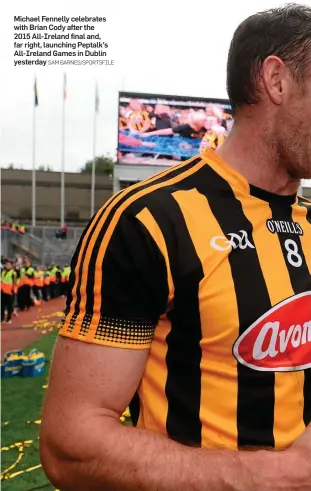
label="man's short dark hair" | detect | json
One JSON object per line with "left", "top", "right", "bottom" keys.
{"left": 227, "top": 3, "right": 311, "bottom": 113}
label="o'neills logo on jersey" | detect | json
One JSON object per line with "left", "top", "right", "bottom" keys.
{"left": 266, "top": 219, "right": 303, "bottom": 236}
{"left": 233, "top": 292, "right": 311, "bottom": 372}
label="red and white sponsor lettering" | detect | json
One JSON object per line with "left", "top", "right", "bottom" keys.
{"left": 233, "top": 292, "right": 311, "bottom": 372}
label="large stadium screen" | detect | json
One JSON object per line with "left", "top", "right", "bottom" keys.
{"left": 117, "top": 91, "right": 233, "bottom": 166}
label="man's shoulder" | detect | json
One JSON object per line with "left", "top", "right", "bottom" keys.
{"left": 109, "top": 155, "right": 205, "bottom": 217}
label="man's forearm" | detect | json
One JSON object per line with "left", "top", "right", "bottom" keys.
{"left": 41, "top": 416, "right": 294, "bottom": 491}
{"left": 143, "top": 128, "right": 173, "bottom": 136}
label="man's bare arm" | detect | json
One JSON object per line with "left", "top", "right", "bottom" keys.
{"left": 140, "top": 128, "right": 173, "bottom": 137}
{"left": 40, "top": 337, "right": 311, "bottom": 491}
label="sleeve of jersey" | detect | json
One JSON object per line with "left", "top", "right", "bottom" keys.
{"left": 59, "top": 210, "right": 170, "bottom": 349}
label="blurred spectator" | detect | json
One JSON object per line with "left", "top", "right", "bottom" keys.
{"left": 61, "top": 225, "right": 68, "bottom": 239}
{"left": 17, "top": 262, "right": 26, "bottom": 311}
{"left": 15, "top": 255, "right": 23, "bottom": 268}
{"left": 1, "top": 220, "right": 10, "bottom": 230}
{"left": 55, "top": 225, "right": 68, "bottom": 240}
{"left": 24, "top": 258, "right": 35, "bottom": 310}
{"left": 11, "top": 221, "right": 19, "bottom": 232}
{"left": 150, "top": 104, "right": 172, "bottom": 131}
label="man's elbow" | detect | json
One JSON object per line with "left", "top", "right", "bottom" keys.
{"left": 39, "top": 423, "right": 114, "bottom": 491}
{"left": 39, "top": 430, "right": 72, "bottom": 490}
{"left": 39, "top": 406, "right": 122, "bottom": 489}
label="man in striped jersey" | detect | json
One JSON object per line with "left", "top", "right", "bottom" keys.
{"left": 41, "top": 4, "right": 311, "bottom": 490}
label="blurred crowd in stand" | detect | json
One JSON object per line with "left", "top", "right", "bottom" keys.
{"left": 1, "top": 219, "right": 26, "bottom": 234}
{"left": 2, "top": 218, "right": 70, "bottom": 240}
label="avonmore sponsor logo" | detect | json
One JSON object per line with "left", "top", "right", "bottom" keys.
{"left": 233, "top": 292, "right": 311, "bottom": 372}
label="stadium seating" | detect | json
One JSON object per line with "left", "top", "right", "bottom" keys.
{"left": 1, "top": 216, "right": 79, "bottom": 266}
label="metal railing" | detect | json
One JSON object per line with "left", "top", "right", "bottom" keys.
{"left": 1, "top": 229, "right": 43, "bottom": 261}
{"left": 1, "top": 229, "right": 75, "bottom": 266}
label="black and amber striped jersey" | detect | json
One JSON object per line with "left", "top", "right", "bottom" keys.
{"left": 118, "top": 117, "right": 128, "bottom": 129}
{"left": 201, "top": 130, "right": 225, "bottom": 150}
{"left": 127, "top": 110, "right": 151, "bottom": 132}
{"left": 60, "top": 149, "right": 311, "bottom": 450}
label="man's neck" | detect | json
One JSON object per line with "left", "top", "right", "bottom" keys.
{"left": 216, "top": 123, "right": 300, "bottom": 196}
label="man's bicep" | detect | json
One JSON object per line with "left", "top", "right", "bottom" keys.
{"left": 60, "top": 211, "right": 169, "bottom": 349}
{"left": 45, "top": 336, "right": 149, "bottom": 417}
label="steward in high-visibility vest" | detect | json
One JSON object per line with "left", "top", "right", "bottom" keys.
{"left": 49, "top": 265, "right": 59, "bottom": 299}
{"left": 35, "top": 268, "right": 44, "bottom": 289}
{"left": 41, "top": 269, "right": 50, "bottom": 302}
{"left": 1, "top": 267, "right": 16, "bottom": 295}
{"left": 61, "top": 266, "right": 71, "bottom": 283}
{"left": 49, "top": 265, "right": 57, "bottom": 284}
{"left": 24, "top": 261, "right": 35, "bottom": 309}
{"left": 1, "top": 261, "right": 17, "bottom": 324}
{"left": 15, "top": 267, "right": 20, "bottom": 291}
{"left": 61, "top": 268, "right": 66, "bottom": 283}
{"left": 55, "top": 266, "right": 62, "bottom": 297}
{"left": 25, "top": 265, "right": 35, "bottom": 287}
{"left": 61, "top": 265, "right": 71, "bottom": 297}
{"left": 44, "top": 270, "right": 51, "bottom": 286}
{"left": 55, "top": 266, "right": 62, "bottom": 282}
{"left": 19, "top": 266, "right": 26, "bottom": 287}
{"left": 33, "top": 267, "right": 44, "bottom": 304}
{"left": 17, "top": 266, "right": 27, "bottom": 311}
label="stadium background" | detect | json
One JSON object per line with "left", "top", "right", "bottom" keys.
{"left": 1, "top": 89, "right": 311, "bottom": 490}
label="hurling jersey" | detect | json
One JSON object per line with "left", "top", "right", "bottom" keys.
{"left": 128, "top": 110, "right": 151, "bottom": 132}
{"left": 60, "top": 149, "right": 311, "bottom": 450}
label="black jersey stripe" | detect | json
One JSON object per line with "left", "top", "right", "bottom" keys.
{"left": 83, "top": 158, "right": 203, "bottom": 320}
{"left": 196, "top": 165, "right": 275, "bottom": 448}
{"left": 144, "top": 188, "right": 204, "bottom": 446}
{"left": 269, "top": 200, "right": 311, "bottom": 427}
